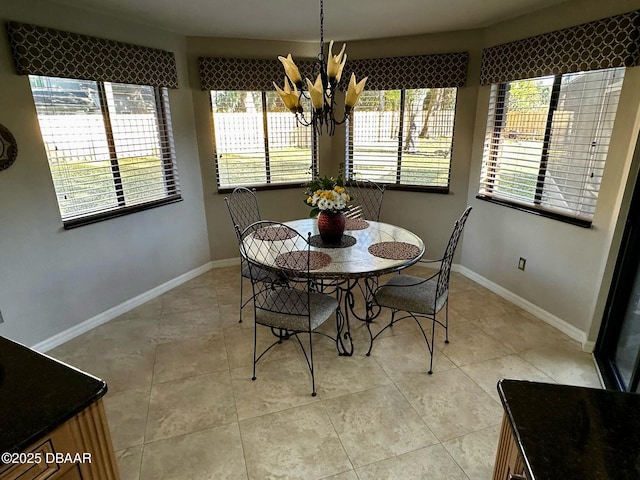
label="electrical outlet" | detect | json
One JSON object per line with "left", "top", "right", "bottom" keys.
{"left": 518, "top": 257, "right": 526, "bottom": 271}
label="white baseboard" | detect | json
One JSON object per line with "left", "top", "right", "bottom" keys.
{"left": 212, "top": 257, "right": 241, "bottom": 268}
{"left": 453, "top": 264, "right": 589, "bottom": 348}
{"left": 35, "top": 258, "right": 593, "bottom": 353}
{"left": 33, "top": 260, "right": 226, "bottom": 352}
{"left": 582, "top": 341, "right": 596, "bottom": 354}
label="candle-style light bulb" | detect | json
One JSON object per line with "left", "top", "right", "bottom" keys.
{"left": 278, "top": 54, "right": 302, "bottom": 87}
{"left": 306, "top": 75, "right": 325, "bottom": 110}
{"left": 327, "top": 40, "right": 347, "bottom": 82}
{"left": 345, "top": 73, "right": 368, "bottom": 109}
{"left": 273, "top": 77, "right": 300, "bottom": 113}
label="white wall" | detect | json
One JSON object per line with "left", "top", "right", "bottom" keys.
{"left": 0, "top": 0, "right": 210, "bottom": 346}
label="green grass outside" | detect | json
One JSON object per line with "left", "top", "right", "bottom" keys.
{"left": 217, "top": 148, "right": 312, "bottom": 187}
{"left": 49, "top": 154, "right": 166, "bottom": 218}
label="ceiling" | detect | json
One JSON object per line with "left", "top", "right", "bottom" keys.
{"left": 50, "top": 0, "right": 569, "bottom": 42}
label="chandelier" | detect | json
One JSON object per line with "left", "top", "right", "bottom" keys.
{"left": 273, "top": 0, "right": 367, "bottom": 135}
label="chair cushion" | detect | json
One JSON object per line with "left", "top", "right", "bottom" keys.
{"left": 242, "top": 264, "right": 282, "bottom": 283}
{"left": 256, "top": 288, "right": 338, "bottom": 332}
{"left": 374, "top": 275, "right": 448, "bottom": 315}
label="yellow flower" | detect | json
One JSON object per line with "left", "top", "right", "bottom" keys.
{"left": 334, "top": 186, "right": 345, "bottom": 194}
{"left": 345, "top": 194, "right": 350, "bottom": 201}
{"left": 306, "top": 196, "right": 312, "bottom": 204}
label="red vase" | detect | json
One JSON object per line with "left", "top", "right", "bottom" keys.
{"left": 317, "top": 211, "right": 346, "bottom": 243}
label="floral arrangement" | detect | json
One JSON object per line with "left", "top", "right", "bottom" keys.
{"left": 304, "top": 170, "right": 351, "bottom": 218}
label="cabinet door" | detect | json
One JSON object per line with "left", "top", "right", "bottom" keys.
{"left": 0, "top": 422, "right": 79, "bottom": 480}
{"left": 57, "top": 464, "right": 82, "bottom": 480}
{"left": 0, "top": 399, "right": 119, "bottom": 480}
{"left": 493, "top": 415, "right": 527, "bottom": 480}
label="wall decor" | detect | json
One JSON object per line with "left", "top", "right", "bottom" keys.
{"left": 0, "top": 124, "right": 18, "bottom": 171}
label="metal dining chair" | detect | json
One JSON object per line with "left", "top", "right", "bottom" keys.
{"left": 225, "top": 187, "right": 282, "bottom": 323}
{"left": 345, "top": 178, "right": 385, "bottom": 221}
{"left": 366, "top": 206, "right": 472, "bottom": 374}
{"left": 237, "top": 220, "right": 339, "bottom": 396}
{"left": 344, "top": 178, "right": 386, "bottom": 318}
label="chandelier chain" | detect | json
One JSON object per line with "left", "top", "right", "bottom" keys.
{"left": 275, "top": 0, "right": 367, "bottom": 135}
{"left": 319, "top": 0, "right": 324, "bottom": 60}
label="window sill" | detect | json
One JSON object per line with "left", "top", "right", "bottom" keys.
{"left": 62, "top": 196, "right": 183, "bottom": 229}
{"left": 217, "top": 183, "right": 307, "bottom": 194}
{"left": 382, "top": 184, "right": 449, "bottom": 194}
{"left": 218, "top": 183, "right": 450, "bottom": 195}
{"left": 475, "top": 195, "right": 592, "bottom": 228}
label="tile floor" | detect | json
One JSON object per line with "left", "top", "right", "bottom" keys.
{"left": 49, "top": 264, "right": 602, "bottom": 480}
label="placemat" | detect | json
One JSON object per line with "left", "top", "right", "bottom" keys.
{"left": 309, "top": 234, "right": 357, "bottom": 249}
{"left": 368, "top": 241, "right": 421, "bottom": 260}
{"left": 275, "top": 251, "right": 332, "bottom": 271}
{"left": 252, "top": 225, "right": 297, "bottom": 241}
{"left": 345, "top": 218, "right": 370, "bottom": 230}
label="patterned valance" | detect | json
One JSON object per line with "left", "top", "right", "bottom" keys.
{"left": 480, "top": 10, "right": 640, "bottom": 85}
{"left": 347, "top": 52, "right": 468, "bottom": 90}
{"left": 6, "top": 22, "right": 178, "bottom": 88}
{"left": 198, "top": 57, "right": 315, "bottom": 91}
{"left": 199, "top": 52, "right": 468, "bottom": 91}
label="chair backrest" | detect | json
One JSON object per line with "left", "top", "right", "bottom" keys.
{"left": 237, "top": 221, "right": 314, "bottom": 315}
{"left": 436, "top": 206, "right": 472, "bottom": 299}
{"left": 224, "top": 187, "right": 261, "bottom": 236}
{"left": 345, "top": 179, "right": 385, "bottom": 221}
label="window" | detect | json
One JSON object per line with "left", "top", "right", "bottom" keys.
{"left": 478, "top": 67, "right": 625, "bottom": 226}
{"left": 346, "top": 88, "right": 457, "bottom": 190}
{"left": 29, "top": 75, "right": 180, "bottom": 228}
{"left": 210, "top": 91, "right": 316, "bottom": 190}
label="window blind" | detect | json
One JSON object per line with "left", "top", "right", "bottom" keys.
{"left": 479, "top": 67, "right": 624, "bottom": 225}
{"left": 211, "top": 91, "right": 314, "bottom": 189}
{"left": 348, "top": 88, "right": 456, "bottom": 190}
{"left": 30, "top": 76, "right": 180, "bottom": 227}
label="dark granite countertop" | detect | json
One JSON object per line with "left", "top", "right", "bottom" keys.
{"left": 498, "top": 379, "right": 640, "bottom": 480}
{"left": 0, "top": 336, "right": 107, "bottom": 457}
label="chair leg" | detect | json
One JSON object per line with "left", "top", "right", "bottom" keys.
{"left": 412, "top": 315, "right": 435, "bottom": 375}
{"left": 238, "top": 265, "right": 244, "bottom": 323}
{"left": 444, "top": 300, "right": 449, "bottom": 344}
{"left": 428, "top": 317, "right": 436, "bottom": 374}
{"left": 309, "top": 332, "right": 317, "bottom": 397}
{"left": 251, "top": 321, "right": 258, "bottom": 381}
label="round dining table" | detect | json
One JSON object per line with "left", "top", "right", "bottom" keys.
{"left": 281, "top": 217, "right": 426, "bottom": 355}
{"left": 283, "top": 218, "right": 425, "bottom": 276}
{"left": 241, "top": 217, "right": 425, "bottom": 355}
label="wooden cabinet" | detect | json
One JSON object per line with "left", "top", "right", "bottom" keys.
{"left": 0, "top": 399, "right": 119, "bottom": 480}
{"left": 493, "top": 414, "right": 527, "bottom": 480}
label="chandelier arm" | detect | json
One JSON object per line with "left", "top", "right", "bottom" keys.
{"left": 295, "top": 111, "right": 313, "bottom": 127}
{"left": 333, "top": 114, "right": 349, "bottom": 126}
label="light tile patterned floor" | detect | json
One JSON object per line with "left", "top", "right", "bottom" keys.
{"left": 49, "top": 265, "right": 601, "bottom": 480}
